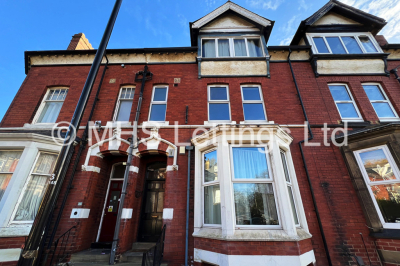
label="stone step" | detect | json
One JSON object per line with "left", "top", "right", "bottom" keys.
{"left": 70, "top": 249, "right": 111, "bottom": 263}
{"left": 131, "top": 242, "right": 156, "bottom": 252}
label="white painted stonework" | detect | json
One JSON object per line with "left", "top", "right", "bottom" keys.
{"left": 0, "top": 248, "right": 21, "bottom": 262}
{"left": 194, "top": 249, "right": 316, "bottom": 266}
{"left": 70, "top": 208, "right": 90, "bottom": 219}
{"left": 318, "top": 59, "right": 385, "bottom": 75}
{"left": 81, "top": 165, "right": 101, "bottom": 173}
{"left": 201, "top": 13, "right": 259, "bottom": 32}
{"left": 121, "top": 208, "right": 133, "bottom": 219}
{"left": 163, "top": 208, "right": 174, "bottom": 220}
{"left": 129, "top": 166, "right": 139, "bottom": 173}
{"left": 201, "top": 61, "right": 267, "bottom": 76}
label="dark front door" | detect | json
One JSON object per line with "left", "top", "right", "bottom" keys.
{"left": 139, "top": 163, "right": 166, "bottom": 242}
{"left": 99, "top": 179, "right": 123, "bottom": 242}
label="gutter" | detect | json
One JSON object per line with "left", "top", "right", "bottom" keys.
{"left": 288, "top": 49, "right": 333, "bottom": 266}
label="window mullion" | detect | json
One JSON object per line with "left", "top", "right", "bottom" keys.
{"left": 323, "top": 37, "right": 333, "bottom": 54}
{"left": 355, "top": 36, "right": 367, "bottom": 53}
{"left": 339, "top": 36, "right": 350, "bottom": 54}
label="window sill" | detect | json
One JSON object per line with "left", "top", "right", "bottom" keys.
{"left": 379, "top": 118, "right": 400, "bottom": 122}
{"left": 23, "top": 123, "right": 56, "bottom": 129}
{"left": 204, "top": 121, "right": 236, "bottom": 126}
{"left": 193, "top": 227, "right": 312, "bottom": 242}
{"left": 106, "top": 121, "right": 132, "bottom": 128}
{"left": 239, "top": 121, "right": 274, "bottom": 125}
{"left": 341, "top": 119, "right": 365, "bottom": 123}
{"left": 370, "top": 228, "right": 400, "bottom": 239}
{"left": 0, "top": 224, "right": 32, "bottom": 237}
{"left": 142, "top": 121, "right": 170, "bottom": 127}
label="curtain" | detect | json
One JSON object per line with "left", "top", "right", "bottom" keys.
{"left": 204, "top": 185, "right": 221, "bottom": 224}
{"left": 202, "top": 40, "right": 216, "bottom": 58}
{"left": 218, "top": 39, "right": 230, "bottom": 57}
{"left": 37, "top": 101, "right": 63, "bottom": 123}
{"left": 234, "top": 39, "right": 247, "bottom": 56}
{"left": 14, "top": 175, "right": 48, "bottom": 221}
{"left": 247, "top": 39, "right": 262, "bottom": 57}
{"left": 0, "top": 151, "right": 22, "bottom": 202}
{"left": 232, "top": 147, "right": 269, "bottom": 179}
{"left": 33, "top": 153, "right": 57, "bottom": 174}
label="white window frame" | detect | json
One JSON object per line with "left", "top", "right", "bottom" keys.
{"left": 32, "top": 87, "right": 69, "bottom": 124}
{"left": 201, "top": 36, "right": 264, "bottom": 58}
{"left": 354, "top": 145, "right": 400, "bottom": 229}
{"left": 328, "top": 83, "right": 363, "bottom": 122}
{"left": 0, "top": 150, "right": 23, "bottom": 202}
{"left": 202, "top": 148, "right": 222, "bottom": 227}
{"left": 229, "top": 144, "right": 281, "bottom": 229}
{"left": 240, "top": 84, "right": 267, "bottom": 122}
{"left": 361, "top": 83, "right": 400, "bottom": 122}
{"left": 208, "top": 85, "right": 231, "bottom": 123}
{"left": 148, "top": 85, "right": 169, "bottom": 122}
{"left": 10, "top": 151, "right": 58, "bottom": 224}
{"left": 113, "top": 86, "right": 135, "bottom": 122}
{"left": 307, "top": 32, "right": 383, "bottom": 55}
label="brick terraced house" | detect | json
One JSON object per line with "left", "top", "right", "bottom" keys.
{"left": 0, "top": 1, "right": 400, "bottom": 265}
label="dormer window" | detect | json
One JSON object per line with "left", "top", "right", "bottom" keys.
{"left": 308, "top": 33, "right": 380, "bottom": 55}
{"left": 201, "top": 37, "right": 263, "bottom": 58}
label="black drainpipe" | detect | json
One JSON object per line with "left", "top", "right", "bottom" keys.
{"left": 185, "top": 146, "right": 194, "bottom": 266}
{"left": 288, "top": 49, "right": 333, "bottom": 266}
{"left": 109, "top": 65, "right": 152, "bottom": 264}
{"left": 39, "top": 55, "right": 109, "bottom": 266}
{"left": 391, "top": 65, "right": 400, "bottom": 85}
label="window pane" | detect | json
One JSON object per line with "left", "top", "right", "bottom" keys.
{"left": 32, "top": 153, "right": 57, "bottom": 175}
{"left": 363, "top": 85, "right": 385, "bottom": 101}
{"left": 209, "top": 103, "right": 230, "bottom": 121}
{"left": 359, "top": 149, "right": 396, "bottom": 182}
{"left": 116, "top": 100, "right": 133, "bottom": 121}
{"left": 372, "top": 103, "right": 396, "bottom": 118}
{"left": 204, "top": 185, "right": 221, "bottom": 224}
{"left": 313, "top": 37, "right": 329, "bottom": 53}
{"left": 248, "top": 39, "right": 262, "bottom": 57}
{"left": 0, "top": 151, "right": 22, "bottom": 172}
{"left": 37, "top": 101, "right": 63, "bottom": 123}
{"left": 153, "top": 87, "right": 167, "bottom": 101}
{"left": 120, "top": 88, "right": 134, "bottom": 99}
{"left": 202, "top": 39, "right": 216, "bottom": 58}
{"left": 370, "top": 183, "right": 400, "bottom": 223}
{"left": 280, "top": 151, "right": 290, "bottom": 183}
{"left": 232, "top": 147, "right": 269, "bottom": 179}
{"left": 337, "top": 103, "right": 359, "bottom": 118}
{"left": 14, "top": 175, "right": 48, "bottom": 221}
{"left": 204, "top": 150, "right": 218, "bottom": 182}
{"left": 0, "top": 174, "right": 12, "bottom": 202}
{"left": 210, "top": 87, "right": 228, "bottom": 100}
{"left": 243, "top": 103, "right": 265, "bottom": 121}
{"left": 234, "top": 183, "right": 279, "bottom": 225}
{"left": 242, "top": 87, "right": 261, "bottom": 100}
{"left": 329, "top": 85, "right": 351, "bottom": 101}
{"left": 287, "top": 186, "right": 299, "bottom": 225}
{"left": 359, "top": 36, "right": 378, "bottom": 53}
{"left": 149, "top": 104, "right": 167, "bottom": 121}
{"left": 234, "top": 39, "right": 247, "bottom": 56}
{"left": 342, "top": 36, "right": 363, "bottom": 54}
{"left": 326, "top": 37, "right": 346, "bottom": 54}
{"left": 218, "top": 39, "right": 230, "bottom": 57}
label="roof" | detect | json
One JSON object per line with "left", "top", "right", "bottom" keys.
{"left": 291, "top": 0, "right": 387, "bottom": 45}
{"left": 190, "top": 1, "right": 274, "bottom": 46}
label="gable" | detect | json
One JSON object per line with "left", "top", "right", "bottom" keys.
{"left": 201, "top": 13, "right": 259, "bottom": 32}
{"left": 313, "top": 12, "right": 362, "bottom": 26}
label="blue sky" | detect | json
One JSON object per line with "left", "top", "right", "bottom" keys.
{"left": 0, "top": 0, "right": 399, "bottom": 122}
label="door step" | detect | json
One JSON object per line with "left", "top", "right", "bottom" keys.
{"left": 91, "top": 242, "right": 112, "bottom": 249}
{"left": 131, "top": 242, "right": 156, "bottom": 252}
{"left": 70, "top": 249, "right": 111, "bottom": 263}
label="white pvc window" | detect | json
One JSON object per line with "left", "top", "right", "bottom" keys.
{"left": 113, "top": 87, "right": 135, "bottom": 122}
{"left": 362, "top": 83, "right": 399, "bottom": 121}
{"left": 35, "top": 88, "right": 68, "bottom": 123}
{"left": 201, "top": 37, "right": 263, "bottom": 58}
{"left": 280, "top": 150, "right": 299, "bottom": 226}
{"left": 308, "top": 33, "right": 381, "bottom": 54}
{"left": 208, "top": 85, "right": 231, "bottom": 122}
{"left": 230, "top": 146, "right": 280, "bottom": 228}
{"left": 240, "top": 85, "right": 267, "bottom": 121}
{"left": 0, "top": 151, "right": 22, "bottom": 202}
{"left": 354, "top": 145, "right": 400, "bottom": 229}
{"left": 203, "top": 149, "right": 221, "bottom": 226}
{"left": 12, "top": 152, "right": 58, "bottom": 222}
{"left": 328, "top": 84, "right": 363, "bottom": 121}
{"left": 149, "top": 86, "right": 168, "bottom": 122}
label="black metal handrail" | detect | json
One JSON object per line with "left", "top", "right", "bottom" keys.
{"left": 48, "top": 225, "right": 76, "bottom": 266}
{"left": 142, "top": 225, "right": 166, "bottom": 266}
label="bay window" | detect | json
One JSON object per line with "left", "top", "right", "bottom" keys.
{"left": 354, "top": 145, "right": 400, "bottom": 228}
{"left": 362, "top": 83, "right": 399, "bottom": 121}
{"left": 203, "top": 149, "right": 221, "bottom": 225}
{"left": 308, "top": 33, "right": 381, "bottom": 54}
{"left": 34, "top": 88, "right": 68, "bottom": 124}
{"left": 201, "top": 37, "right": 263, "bottom": 58}
{"left": 281, "top": 149, "right": 299, "bottom": 226}
{"left": 0, "top": 151, "right": 22, "bottom": 202}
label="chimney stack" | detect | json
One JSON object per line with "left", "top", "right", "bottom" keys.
{"left": 67, "top": 33, "right": 93, "bottom": 50}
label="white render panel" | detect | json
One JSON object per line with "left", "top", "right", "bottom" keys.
{"left": 317, "top": 59, "right": 385, "bottom": 75}
{"left": 121, "top": 208, "right": 133, "bottom": 219}
{"left": 201, "top": 61, "right": 267, "bottom": 76}
{"left": 314, "top": 12, "right": 361, "bottom": 26}
{"left": 201, "top": 13, "right": 258, "bottom": 31}
{"left": 194, "top": 249, "right": 316, "bottom": 266}
{"left": 70, "top": 208, "right": 90, "bottom": 219}
{"left": 163, "top": 208, "right": 174, "bottom": 220}
{"left": 0, "top": 248, "right": 22, "bottom": 262}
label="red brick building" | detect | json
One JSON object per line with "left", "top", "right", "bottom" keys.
{"left": 0, "top": 1, "right": 400, "bottom": 265}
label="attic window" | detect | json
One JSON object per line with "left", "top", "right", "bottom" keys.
{"left": 308, "top": 33, "right": 380, "bottom": 54}
{"left": 201, "top": 37, "right": 263, "bottom": 58}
